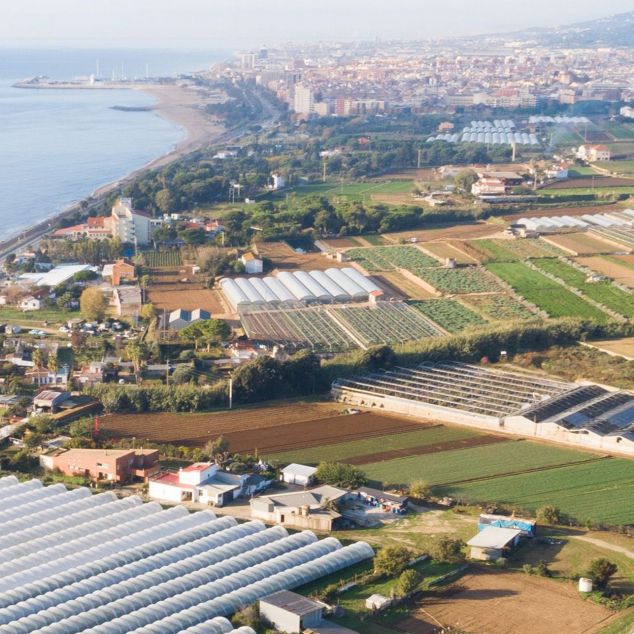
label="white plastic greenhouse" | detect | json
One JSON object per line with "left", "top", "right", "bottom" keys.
{"left": 0, "top": 480, "right": 373, "bottom": 633}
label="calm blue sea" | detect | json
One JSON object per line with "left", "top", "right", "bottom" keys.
{"left": 0, "top": 49, "right": 226, "bottom": 241}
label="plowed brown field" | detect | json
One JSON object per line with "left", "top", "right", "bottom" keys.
{"left": 102, "top": 404, "right": 426, "bottom": 453}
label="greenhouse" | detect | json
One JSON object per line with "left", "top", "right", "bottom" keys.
{"left": 0, "top": 479, "right": 373, "bottom": 633}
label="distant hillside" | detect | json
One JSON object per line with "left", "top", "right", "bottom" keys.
{"left": 512, "top": 11, "right": 634, "bottom": 47}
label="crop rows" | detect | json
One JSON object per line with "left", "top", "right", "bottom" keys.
{"left": 408, "top": 299, "right": 487, "bottom": 333}
{"left": 461, "top": 293, "right": 538, "bottom": 321}
{"left": 330, "top": 303, "right": 441, "bottom": 347}
{"left": 591, "top": 227, "right": 634, "bottom": 250}
{"left": 347, "top": 246, "right": 438, "bottom": 272}
{"left": 485, "top": 262, "right": 609, "bottom": 321}
{"left": 532, "top": 258, "right": 634, "bottom": 317}
{"left": 144, "top": 250, "right": 183, "bottom": 267}
{"left": 418, "top": 267, "right": 504, "bottom": 294}
{"left": 470, "top": 238, "right": 564, "bottom": 262}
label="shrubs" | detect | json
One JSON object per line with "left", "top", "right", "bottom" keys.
{"left": 374, "top": 545, "right": 411, "bottom": 576}
{"left": 315, "top": 462, "right": 366, "bottom": 489}
{"left": 429, "top": 536, "right": 466, "bottom": 564}
{"left": 395, "top": 569, "right": 422, "bottom": 597}
{"left": 587, "top": 558, "right": 618, "bottom": 590}
{"left": 537, "top": 505, "right": 561, "bottom": 525}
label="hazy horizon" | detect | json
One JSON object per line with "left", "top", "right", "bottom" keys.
{"left": 3, "top": 0, "right": 634, "bottom": 49}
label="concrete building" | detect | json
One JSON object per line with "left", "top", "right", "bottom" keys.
{"left": 467, "top": 526, "right": 522, "bottom": 561}
{"left": 250, "top": 485, "right": 347, "bottom": 531}
{"left": 294, "top": 84, "right": 314, "bottom": 117}
{"left": 39, "top": 448, "right": 160, "bottom": 483}
{"left": 149, "top": 463, "right": 270, "bottom": 507}
{"left": 577, "top": 144, "right": 611, "bottom": 162}
{"left": 260, "top": 591, "right": 325, "bottom": 633}
{"left": 110, "top": 198, "right": 154, "bottom": 246}
{"left": 240, "top": 253, "right": 264, "bottom": 275}
{"left": 281, "top": 463, "right": 317, "bottom": 486}
{"left": 112, "top": 286, "right": 142, "bottom": 318}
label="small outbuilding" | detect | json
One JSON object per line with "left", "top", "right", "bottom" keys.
{"left": 467, "top": 526, "right": 522, "bottom": 561}
{"left": 365, "top": 594, "right": 392, "bottom": 612}
{"left": 281, "top": 463, "right": 317, "bottom": 486}
{"left": 260, "top": 590, "right": 324, "bottom": 633}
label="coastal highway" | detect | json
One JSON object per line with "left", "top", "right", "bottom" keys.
{"left": 0, "top": 83, "right": 283, "bottom": 262}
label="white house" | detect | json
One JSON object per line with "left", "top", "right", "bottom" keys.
{"left": 19, "top": 296, "right": 41, "bottom": 311}
{"left": 240, "top": 253, "right": 264, "bottom": 274}
{"left": 577, "top": 144, "right": 611, "bottom": 162}
{"left": 149, "top": 463, "right": 269, "bottom": 507}
{"left": 281, "top": 463, "right": 317, "bottom": 486}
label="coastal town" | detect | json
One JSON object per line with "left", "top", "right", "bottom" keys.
{"left": 1, "top": 5, "right": 634, "bottom": 634}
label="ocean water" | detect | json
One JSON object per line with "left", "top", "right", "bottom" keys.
{"left": 0, "top": 49, "right": 226, "bottom": 241}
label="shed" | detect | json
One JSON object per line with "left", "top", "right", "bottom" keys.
{"left": 281, "top": 463, "right": 317, "bottom": 486}
{"left": 260, "top": 590, "right": 324, "bottom": 633}
{"left": 467, "top": 526, "right": 522, "bottom": 561}
{"left": 365, "top": 594, "right": 392, "bottom": 611}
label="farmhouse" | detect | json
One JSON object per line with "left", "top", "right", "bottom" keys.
{"left": 149, "top": 462, "right": 270, "bottom": 506}
{"left": 39, "top": 447, "right": 159, "bottom": 483}
{"left": 333, "top": 361, "right": 634, "bottom": 456}
{"left": 0, "top": 478, "right": 373, "bottom": 632}
{"left": 250, "top": 485, "right": 348, "bottom": 531}
{"left": 577, "top": 144, "right": 611, "bottom": 162}
{"left": 467, "top": 526, "right": 522, "bottom": 561}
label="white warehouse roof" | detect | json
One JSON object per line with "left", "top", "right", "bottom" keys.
{"left": 467, "top": 526, "right": 522, "bottom": 549}
{"left": 0, "top": 478, "right": 373, "bottom": 633}
{"left": 19, "top": 264, "right": 93, "bottom": 287}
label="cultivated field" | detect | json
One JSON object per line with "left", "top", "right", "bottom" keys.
{"left": 102, "top": 406, "right": 428, "bottom": 453}
{"left": 466, "top": 238, "right": 564, "bottom": 262}
{"left": 578, "top": 256, "right": 634, "bottom": 288}
{"left": 543, "top": 232, "right": 627, "bottom": 255}
{"left": 146, "top": 266, "right": 227, "bottom": 315}
{"left": 143, "top": 249, "right": 182, "bottom": 267}
{"left": 416, "top": 266, "right": 505, "bottom": 295}
{"left": 400, "top": 569, "right": 620, "bottom": 634}
{"left": 373, "top": 272, "right": 436, "bottom": 299}
{"left": 460, "top": 293, "right": 539, "bottom": 321}
{"left": 385, "top": 221, "right": 500, "bottom": 243}
{"left": 421, "top": 241, "right": 477, "bottom": 264}
{"left": 485, "top": 262, "right": 609, "bottom": 321}
{"left": 255, "top": 241, "right": 345, "bottom": 271}
{"left": 347, "top": 246, "right": 439, "bottom": 273}
{"left": 409, "top": 299, "right": 487, "bottom": 333}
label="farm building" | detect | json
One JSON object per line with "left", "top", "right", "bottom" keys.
{"left": 0, "top": 477, "right": 373, "bottom": 633}
{"left": 220, "top": 268, "right": 382, "bottom": 311}
{"left": 259, "top": 590, "right": 325, "bottom": 633}
{"left": 478, "top": 513, "right": 536, "bottom": 537}
{"left": 467, "top": 526, "right": 522, "bottom": 561}
{"left": 281, "top": 463, "right": 317, "bottom": 486}
{"left": 333, "top": 361, "right": 634, "bottom": 456}
{"left": 353, "top": 487, "right": 408, "bottom": 513}
{"left": 167, "top": 308, "right": 211, "bottom": 331}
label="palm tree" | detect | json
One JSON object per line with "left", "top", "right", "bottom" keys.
{"left": 31, "top": 348, "right": 43, "bottom": 370}
{"left": 47, "top": 354, "right": 58, "bottom": 377}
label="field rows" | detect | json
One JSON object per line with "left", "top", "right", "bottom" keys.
{"left": 461, "top": 293, "right": 539, "bottom": 321}
{"left": 347, "top": 246, "right": 439, "bottom": 273}
{"left": 143, "top": 250, "right": 182, "bottom": 267}
{"left": 409, "top": 299, "right": 487, "bottom": 333}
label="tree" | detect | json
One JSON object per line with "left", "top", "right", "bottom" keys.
{"left": 315, "top": 462, "right": 366, "bottom": 488}
{"left": 47, "top": 354, "right": 59, "bottom": 377}
{"left": 395, "top": 569, "right": 422, "bottom": 597}
{"left": 356, "top": 345, "right": 396, "bottom": 371}
{"left": 180, "top": 319, "right": 231, "bottom": 352}
{"left": 409, "top": 480, "right": 431, "bottom": 501}
{"left": 204, "top": 436, "right": 230, "bottom": 462}
{"left": 140, "top": 303, "right": 157, "bottom": 323}
{"left": 31, "top": 347, "right": 43, "bottom": 370}
{"left": 429, "top": 536, "right": 465, "bottom": 563}
{"left": 231, "top": 356, "right": 283, "bottom": 403}
{"left": 80, "top": 287, "right": 107, "bottom": 321}
{"left": 30, "top": 414, "right": 53, "bottom": 435}
{"left": 587, "top": 558, "right": 618, "bottom": 590}
{"left": 537, "top": 505, "right": 561, "bottom": 525}
{"left": 374, "top": 545, "right": 411, "bottom": 576}
{"left": 126, "top": 341, "right": 145, "bottom": 381}
{"left": 171, "top": 365, "right": 194, "bottom": 385}
{"left": 454, "top": 169, "right": 478, "bottom": 195}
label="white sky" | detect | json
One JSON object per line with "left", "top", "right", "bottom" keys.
{"left": 2, "top": 0, "right": 633, "bottom": 48}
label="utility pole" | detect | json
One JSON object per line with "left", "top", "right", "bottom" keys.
{"left": 228, "top": 377, "right": 233, "bottom": 409}
{"left": 417, "top": 149, "right": 422, "bottom": 169}
{"left": 322, "top": 158, "right": 327, "bottom": 183}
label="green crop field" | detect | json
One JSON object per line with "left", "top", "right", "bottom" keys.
{"left": 485, "top": 262, "right": 609, "bottom": 321}
{"left": 470, "top": 239, "right": 564, "bottom": 262}
{"left": 461, "top": 293, "right": 538, "bottom": 321}
{"left": 418, "top": 266, "right": 504, "bottom": 294}
{"left": 144, "top": 250, "right": 182, "bottom": 267}
{"left": 409, "top": 299, "right": 487, "bottom": 333}
{"left": 347, "top": 246, "right": 439, "bottom": 273}
{"left": 266, "top": 426, "right": 479, "bottom": 465}
{"left": 606, "top": 124, "right": 634, "bottom": 140}
{"left": 600, "top": 160, "right": 634, "bottom": 175}
{"left": 361, "top": 441, "right": 590, "bottom": 489}
{"left": 532, "top": 258, "right": 634, "bottom": 317}
{"left": 278, "top": 180, "right": 415, "bottom": 203}
{"left": 437, "top": 458, "right": 634, "bottom": 525}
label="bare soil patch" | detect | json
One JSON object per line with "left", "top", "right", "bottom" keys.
{"left": 398, "top": 569, "right": 618, "bottom": 634}
{"left": 386, "top": 222, "right": 500, "bottom": 243}
{"left": 372, "top": 272, "right": 436, "bottom": 299}
{"left": 577, "top": 256, "right": 634, "bottom": 287}
{"left": 587, "top": 337, "right": 634, "bottom": 360}
{"left": 543, "top": 233, "right": 624, "bottom": 255}
{"left": 255, "top": 241, "right": 345, "bottom": 271}
{"left": 345, "top": 435, "right": 509, "bottom": 465}
{"left": 320, "top": 237, "right": 361, "bottom": 249}
{"left": 102, "top": 406, "right": 426, "bottom": 452}
{"left": 422, "top": 242, "right": 478, "bottom": 264}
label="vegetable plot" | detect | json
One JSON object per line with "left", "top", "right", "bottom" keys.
{"left": 409, "top": 299, "right": 487, "bottom": 333}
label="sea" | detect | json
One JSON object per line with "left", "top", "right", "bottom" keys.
{"left": 0, "top": 48, "right": 226, "bottom": 242}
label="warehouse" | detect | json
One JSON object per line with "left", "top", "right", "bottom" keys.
{"left": 0, "top": 477, "right": 373, "bottom": 633}
{"left": 220, "top": 268, "right": 382, "bottom": 312}
{"left": 333, "top": 361, "right": 634, "bottom": 456}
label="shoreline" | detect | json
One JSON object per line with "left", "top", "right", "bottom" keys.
{"left": 0, "top": 83, "right": 228, "bottom": 257}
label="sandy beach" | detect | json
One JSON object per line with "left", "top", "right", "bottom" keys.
{"left": 0, "top": 82, "right": 229, "bottom": 256}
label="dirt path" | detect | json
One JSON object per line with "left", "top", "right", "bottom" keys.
{"left": 572, "top": 535, "right": 634, "bottom": 560}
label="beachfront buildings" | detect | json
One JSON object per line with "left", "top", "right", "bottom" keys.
{"left": 51, "top": 198, "right": 157, "bottom": 246}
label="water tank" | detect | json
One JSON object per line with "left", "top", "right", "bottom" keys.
{"left": 578, "top": 577, "right": 593, "bottom": 592}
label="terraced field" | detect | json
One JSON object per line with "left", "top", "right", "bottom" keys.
{"left": 532, "top": 258, "right": 634, "bottom": 317}
{"left": 461, "top": 293, "right": 539, "bottom": 321}
{"left": 409, "top": 299, "right": 487, "bottom": 333}
{"left": 485, "top": 262, "right": 609, "bottom": 321}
